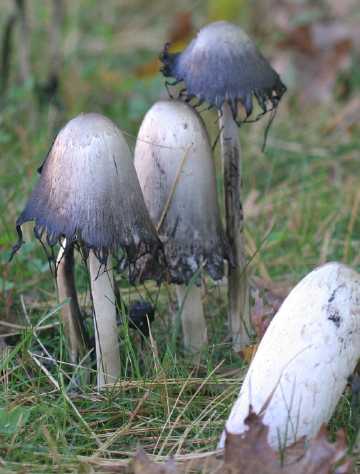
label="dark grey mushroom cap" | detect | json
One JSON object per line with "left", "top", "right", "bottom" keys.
{"left": 14, "top": 113, "right": 161, "bottom": 264}
{"left": 134, "top": 100, "right": 228, "bottom": 285}
{"left": 161, "top": 21, "right": 286, "bottom": 120}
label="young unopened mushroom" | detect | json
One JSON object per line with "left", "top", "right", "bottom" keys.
{"left": 12, "top": 113, "right": 161, "bottom": 388}
{"left": 161, "top": 21, "right": 287, "bottom": 352}
{"left": 134, "top": 100, "right": 227, "bottom": 355}
{"left": 219, "top": 262, "right": 360, "bottom": 448}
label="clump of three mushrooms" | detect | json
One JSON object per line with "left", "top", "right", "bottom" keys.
{"left": 13, "top": 21, "right": 287, "bottom": 382}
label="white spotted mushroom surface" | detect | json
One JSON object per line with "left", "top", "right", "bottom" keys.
{"left": 220, "top": 262, "right": 360, "bottom": 448}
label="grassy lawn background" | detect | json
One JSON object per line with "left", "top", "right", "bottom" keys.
{"left": 0, "top": 0, "right": 359, "bottom": 471}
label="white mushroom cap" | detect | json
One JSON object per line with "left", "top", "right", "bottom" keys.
{"left": 134, "top": 100, "right": 227, "bottom": 284}
{"left": 15, "top": 113, "right": 160, "bottom": 264}
{"left": 221, "top": 262, "right": 360, "bottom": 447}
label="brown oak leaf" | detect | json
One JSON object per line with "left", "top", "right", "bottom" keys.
{"left": 132, "top": 449, "right": 176, "bottom": 474}
{"left": 129, "top": 411, "right": 351, "bottom": 473}
{"left": 220, "top": 409, "right": 351, "bottom": 474}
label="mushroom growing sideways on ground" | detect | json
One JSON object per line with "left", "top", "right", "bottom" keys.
{"left": 219, "top": 262, "right": 360, "bottom": 449}
{"left": 11, "top": 113, "right": 161, "bottom": 388}
{"left": 134, "top": 100, "right": 227, "bottom": 355}
{"left": 160, "top": 21, "right": 287, "bottom": 353}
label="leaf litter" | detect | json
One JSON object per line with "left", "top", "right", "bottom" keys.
{"left": 128, "top": 409, "right": 351, "bottom": 474}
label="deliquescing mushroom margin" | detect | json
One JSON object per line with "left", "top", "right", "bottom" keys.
{"left": 11, "top": 22, "right": 287, "bottom": 383}
{"left": 161, "top": 21, "right": 287, "bottom": 352}
{"left": 9, "top": 17, "right": 360, "bottom": 465}
{"left": 134, "top": 99, "right": 227, "bottom": 357}
{"left": 11, "top": 113, "right": 162, "bottom": 389}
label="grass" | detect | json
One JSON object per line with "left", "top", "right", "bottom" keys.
{"left": 1, "top": 0, "right": 360, "bottom": 472}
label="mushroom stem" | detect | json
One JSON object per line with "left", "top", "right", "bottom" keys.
{"left": 176, "top": 284, "right": 208, "bottom": 355}
{"left": 56, "top": 240, "right": 89, "bottom": 364}
{"left": 219, "top": 103, "right": 251, "bottom": 352}
{"left": 88, "top": 251, "right": 120, "bottom": 389}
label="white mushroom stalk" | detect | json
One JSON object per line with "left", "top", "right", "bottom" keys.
{"left": 134, "top": 100, "right": 227, "bottom": 355}
{"left": 160, "top": 21, "right": 286, "bottom": 352}
{"left": 219, "top": 262, "right": 360, "bottom": 449}
{"left": 175, "top": 285, "right": 207, "bottom": 354}
{"left": 12, "top": 113, "right": 161, "bottom": 388}
{"left": 88, "top": 251, "right": 120, "bottom": 388}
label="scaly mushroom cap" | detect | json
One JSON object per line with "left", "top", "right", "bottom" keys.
{"left": 160, "top": 21, "right": 286, "bottom": 121}
{"left": 134, "top": 100, "right": 227, "bottom": 284}
{"left": 14, "top": 113, "right": 161, "bottom": 265}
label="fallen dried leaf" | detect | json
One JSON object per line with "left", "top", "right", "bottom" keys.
{"left": 250, "top": 287, "right": 284, "bottom": 339}
{"left": 257, "top": 0, "right": 360, "bottom": 104}
{"left": 221, "top": 410, "right": 281, "bottom": 474}
{"left": 132, "top": 449, "right": 176, "bottom": 474}
{"left": 285, "top": 427, "right": 351, "bottom": 474}
{"left": 167, "top": 12, "right": 192, "bottom": 45}
{"left": 277, "top": 21, "right": 354, "bottom": 104}
{"left": 128, "top": 409, "right": 350, "bottom": 473}
{"left": 239, "top": 344, "right": 258, "bottom": 363}
{"left": 250, "top": 290, "right": 273, "bottom": 338}
{"left": 135, "top": 12, "right": 193, "bottom": 79}
{"left": 220, "top": 410, "right": 351, "bottom": 474}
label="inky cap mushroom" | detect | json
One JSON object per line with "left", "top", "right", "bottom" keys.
{"left": 162, "top": 22, "right": 287, "bottom": 352}
{"left": 12, "top": 112, "right": 163, "bottom": 387}
{"left": 160, "top": 21, "right": 286, "bottom": 121}
{"left": 134, "top": 100, "right": 227, "bottom": 285}
{"left": 13, "top": 113, "right": 160, "bottom": 265}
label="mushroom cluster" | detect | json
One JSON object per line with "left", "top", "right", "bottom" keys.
{"left": 10, "top": 15, "right": 360, "bottom": 461}
{"left": 12, "top": 20, "right": 287, "bottom": 386}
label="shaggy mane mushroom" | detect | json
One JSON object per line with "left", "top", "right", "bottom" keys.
{"left": 12, "top": 113, "right": 161, "bottom": 388}
{"left": 134, "top": 100, "right": 227, "bottom": 355}
{"left": 160, "top": 21, "right": 287, "bottom": 352}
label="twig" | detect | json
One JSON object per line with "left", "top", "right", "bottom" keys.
{"left": 0, "top": 320, "right": 60, "bottom": 332}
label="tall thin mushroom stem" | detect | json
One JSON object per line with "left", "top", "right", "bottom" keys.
{"left": 88, "top": 251, "right": 120, "bottom": 389}
{"left": 219, "top": 102, "right": 251, "bottom": 352}
{"left": 176, "top": 284, "right": 207, "bottom": 356}
{"left": 56, "top": 240, "right": 89, "bottom": 365}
